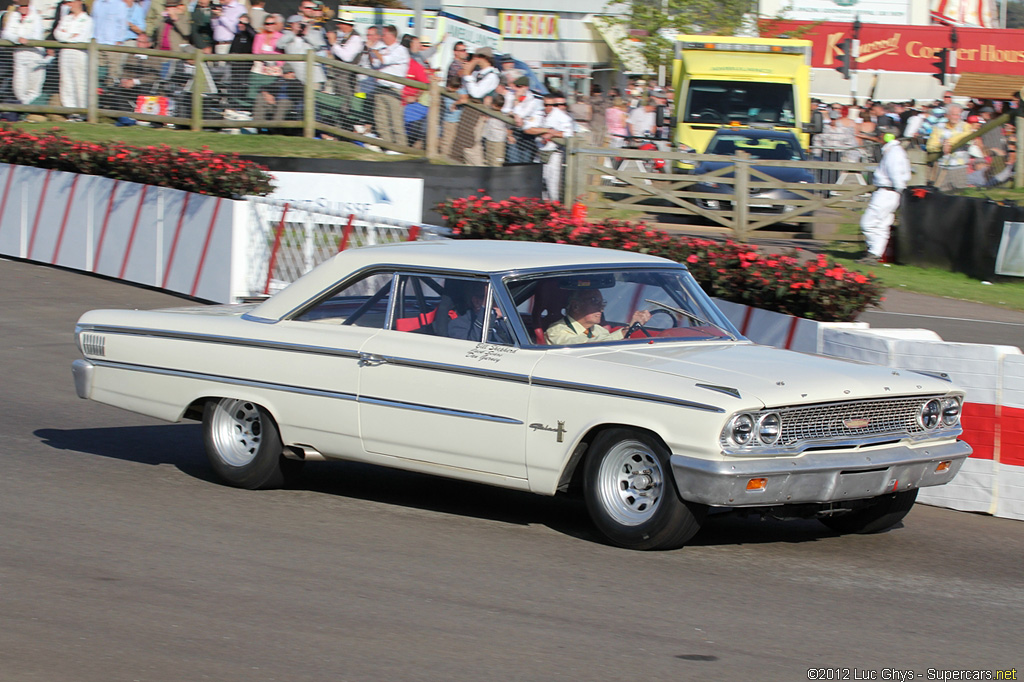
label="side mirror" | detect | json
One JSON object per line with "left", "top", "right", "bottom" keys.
{"left": 802, "top": 110, "right": 823, "bottom": 134}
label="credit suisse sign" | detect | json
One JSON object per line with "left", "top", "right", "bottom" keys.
{"left": 764, "top": 20, "right": 1024, "bottom": 75}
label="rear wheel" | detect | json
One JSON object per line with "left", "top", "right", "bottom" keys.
{"left": 203, "top": 398, "right": 301, "bottom": 489}
{"left": 819, "top": 489, "right": 918, "bottom": 534}
{"left": 583, "top": 428, "right": 705, "bottom": 550}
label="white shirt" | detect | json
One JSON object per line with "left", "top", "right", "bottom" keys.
{"left": 331, "top": 29, "right": 363, "bottom": 63}
{"left": 371, "top": 41, "right": 409, "bottom": 90}
{"left": 510, "top": 90, "right": 541, "bottom": 124}
{"left": 538, "top": 106, "right": 574, "bottom": 151}
{"left": 873, "top": 139, "right": 911, "bottom": 192}
{"left": 54, "top": 11, "right": 94, "bottom": 43}
{"left": 2, "top": 8, "right": 45, "bottom": 44}
{"left": 626, "top": 106, "right": 656, "bottom": 138}
{"left": 463, "top": 66, "right": 499, "bottom": 100}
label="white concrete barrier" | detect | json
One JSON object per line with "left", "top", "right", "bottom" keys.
{"left": 713, "top": 298, "right": 869, "bottom": 353}
{"left": 0, "top": 163, "right": 246, "bottom": 302}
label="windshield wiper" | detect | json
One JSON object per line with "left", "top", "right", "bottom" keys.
{"left": 644, "top": 299, "right": 737, "bottom": 341}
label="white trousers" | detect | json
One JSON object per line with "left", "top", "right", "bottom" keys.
{"left": 59, "top": 48, "right": 88, "bottom": 109}
{"left": 13, "top": 49, "right": 47, "bottom": 105}
{"left": 543, "top": 150, "right": 563, "bottom": 203}
{"left": 860, "top": 188, "right": 900, "bottom": 258}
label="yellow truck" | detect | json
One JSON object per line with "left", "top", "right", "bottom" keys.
{"left": 670, "top": 35, "right": 822, "bottom": 155}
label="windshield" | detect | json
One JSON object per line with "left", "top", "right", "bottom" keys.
{"left": 706, "top": 134, "right": 804, "bottom": 160}
{"left": 684, "top": 80, "right": 796, "bottom": 127}
{"left": 505, "top": 268, "right": 741, "bottom": 347}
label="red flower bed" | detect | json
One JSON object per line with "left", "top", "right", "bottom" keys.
{"left": 0, "top": 125, "right": 273, "bottom": 198}
{"left": 436, "top": 193, "right": 883, "bottom": 322}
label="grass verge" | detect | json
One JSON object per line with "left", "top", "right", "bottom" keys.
{"left": 11, "top": 121, "right": 414, "bottom": 161}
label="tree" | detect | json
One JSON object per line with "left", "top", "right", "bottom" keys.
{"left": 610, "top": 0, "right": 752, "bottom": 74}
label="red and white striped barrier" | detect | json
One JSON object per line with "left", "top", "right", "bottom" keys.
{"left": 821, "top": 327, "right": 1024, "bottom": 521}
{"left": 0, "top": 163, "right": 247, "bottom": 302}
{"left": 713, "top": 298, "right": 869, "bottom": 353}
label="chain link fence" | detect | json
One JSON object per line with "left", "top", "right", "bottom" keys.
{"left": 246, "top": 197, "right": 449, "bottom": 297}
{"left": 0, "top": 39, "right": 515, "bottom": 163}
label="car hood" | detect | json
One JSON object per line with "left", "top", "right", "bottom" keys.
{"left": 694, "top": 162, "right": 813, "bottom": 183}
{"left": 555, "top": 342, "right": 950, "bottom": 407}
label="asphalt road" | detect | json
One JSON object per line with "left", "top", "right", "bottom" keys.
{"left": 1, "top": 258, "right": 1021, "bottom": 682}
{"left": 859, "top": 289, "right": 1024, "bottom": 347}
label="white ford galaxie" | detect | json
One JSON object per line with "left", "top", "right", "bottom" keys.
{"left": 72, "top": 241, "right": 971, "bottom": 549}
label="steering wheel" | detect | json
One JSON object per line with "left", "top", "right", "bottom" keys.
{"left": 696, "top": 109, "right": 723, "bottom": 122}
{"left": 626, "top": 321, "right": 651, "bottom": 338}
{"left": 648, "top": 309, "right": 678, "bottom": 328}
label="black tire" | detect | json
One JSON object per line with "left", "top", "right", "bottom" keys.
{"left": 819, "top": 489, "right": 919, "bottom": 534}
{"left": 582, "top": 428, "right": 706, "bottom": 550}
{"left": 203, "top": 398, "right": 302, "bottom": 490}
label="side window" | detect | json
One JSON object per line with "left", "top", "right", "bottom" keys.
{"left": 293, "top": 272, "right": 394, "bottom": 327}
{"left": 392, "top": 275, "right": 515, "bottom": 345}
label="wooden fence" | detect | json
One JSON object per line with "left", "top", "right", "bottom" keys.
{"left": 563, "top": 139, "right": 877, "bottom": 242}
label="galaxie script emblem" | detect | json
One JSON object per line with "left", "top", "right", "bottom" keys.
{"left": 530, "top": 420, "right": 566, "bottom": 443}
{"left": 843, "top": 417, "right": 871, "bottom": 429}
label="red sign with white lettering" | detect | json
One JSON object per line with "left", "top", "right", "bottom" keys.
{"left": 761, "top": 20, "right": 1024, "bottom": 75}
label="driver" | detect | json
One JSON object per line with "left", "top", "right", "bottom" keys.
{"left": 545, "top": 290, "right": 651, "bottom": 345}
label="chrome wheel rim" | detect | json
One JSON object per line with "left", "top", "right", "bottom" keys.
{"left": 210, "top": 399, "right": 263, "bottom": 467}
{"left": 595, "top": 440, "right": 665, "bottom": 526}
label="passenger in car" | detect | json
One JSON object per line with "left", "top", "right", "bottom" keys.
{"left": 448, "top": 284, "right": 512, "bottom": 344}
{"left": 544, "top": 290, "right": 651, "bottom": 345}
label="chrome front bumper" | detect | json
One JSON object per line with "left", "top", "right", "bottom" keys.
{"left": 72, "top": 359, "right": 94, "bottom": 399}
{"left": 671, "top": 440, "right": 972, "bottom": 507}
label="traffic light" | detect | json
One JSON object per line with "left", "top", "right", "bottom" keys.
{"left": 835, "top": 38, "right": 853, "bottom": 79}
{"left": 932, "top": 48, "right": 949, "bottom": 85}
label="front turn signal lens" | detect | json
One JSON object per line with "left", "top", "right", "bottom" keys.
{"left": 936, "top": 461, "right": 951, "bottom": 473}
{"left": 746, "top": 478, "right": 767, "bottom": 491}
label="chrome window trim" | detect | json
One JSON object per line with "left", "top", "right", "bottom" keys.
{"left": 530, "top": 376, "right": 725, "bottom": 413}
{"left": 240, "top": 314, "right": 278, "bottom": 324}
{"left": 77, "top": 325, "right": 362, "bottom": 360}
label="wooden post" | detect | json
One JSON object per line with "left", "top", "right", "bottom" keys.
{"left": 86, "top": 41, "right": 99, "bottom": 124}
{"left": 191, "top": 51, "right": 205, "bottom": 132}
{"left": 425, "top": 79, "right": 441, "bottom": 161}
{"left": 563, "top": 136, "right": 579, "bottom": 208}
{"left": 303, "top": 52, "right": 316, "bottom": 139}
{"left": 1016, "top": 117, "right": 1023, "bottom": 189}
{"left": 734, "top": 153, "right": 749, "bottom": 242}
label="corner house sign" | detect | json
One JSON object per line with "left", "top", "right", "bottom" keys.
{"left": 763, "top": 19, "right": 1024, "bottom": 75}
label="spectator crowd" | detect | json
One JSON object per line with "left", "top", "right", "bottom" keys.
{"left": 812, "top": 92, "right": 1018, "bottom": 190}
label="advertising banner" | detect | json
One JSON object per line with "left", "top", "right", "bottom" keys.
{"left": 498, "top": 13, "right": 559, "bottom": 40}
{"left": 771, "top": 0, "right": 911, "bottom": 25}
{"left": 763, "top": 19, "right": 1024, "bottom": 75}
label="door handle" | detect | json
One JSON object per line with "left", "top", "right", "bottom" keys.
{"left": 359, "top": 352, "right": 388, "bottom": 367}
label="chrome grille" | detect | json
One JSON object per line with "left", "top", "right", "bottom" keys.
{"left": 81, "top": 333, "right": 106, "bottom": 357}
{"left": 776, "top": 396, "right": 935, "bottom": 446}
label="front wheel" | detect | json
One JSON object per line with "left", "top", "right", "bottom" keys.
{"left": 203, "top": 398, "right": 301, "bottom": 490}
{"left": 583, "top": 429, "right": 705, "bottom": 550}
{"left": 819, "top": 489, "right": 918, "bottom": 534}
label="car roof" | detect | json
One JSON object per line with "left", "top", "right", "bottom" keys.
{"left": 250, "top": 240, "right": 679, "bottom": 321}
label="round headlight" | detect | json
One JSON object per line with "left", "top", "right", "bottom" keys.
{"left": 758, "top": 413, "right": 782, "bottom": 445}
{"left": 941, "top": 396, "right": 962, "bottom": 426}
{"left": 730, "top": 414, "right": 754, "bottom": 445}
{"left": 919, "top": 399, "right": 941, "bottom": 429}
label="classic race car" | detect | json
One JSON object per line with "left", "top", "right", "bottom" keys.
{"left": 72, "top": 241, "right": 971, "bottom": 550}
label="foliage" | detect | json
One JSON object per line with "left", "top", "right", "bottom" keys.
{"left": 436, "top": 193, "right": 884, "bottom": 322}
{"left": 605, "top": 0, "right": 750, "bottom": 72}
{"left": 0, "top": 124, "right": 274, "bottom": 197}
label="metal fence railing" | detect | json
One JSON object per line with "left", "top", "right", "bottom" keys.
{"left": 0, "top": 40, "right": 515, "bottom": 164}
{"left": 246, "top": 197, "right": 449, "bottom": 297}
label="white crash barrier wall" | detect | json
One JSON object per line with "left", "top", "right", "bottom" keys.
{"left": 0, "top": 163, "right": 447, "bottom": 303}
{"left": 0, "top": 162, "right": 245, "bottom": 302}
{"left": 713, "top": 298, "right": 869, "bottom": 353}
{"left": 821, "top": 327, "right": 1024, "bottom": 521}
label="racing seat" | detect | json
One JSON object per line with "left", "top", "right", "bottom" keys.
{"left": 529, "top": 280, "right": 570, "bottom": 345}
